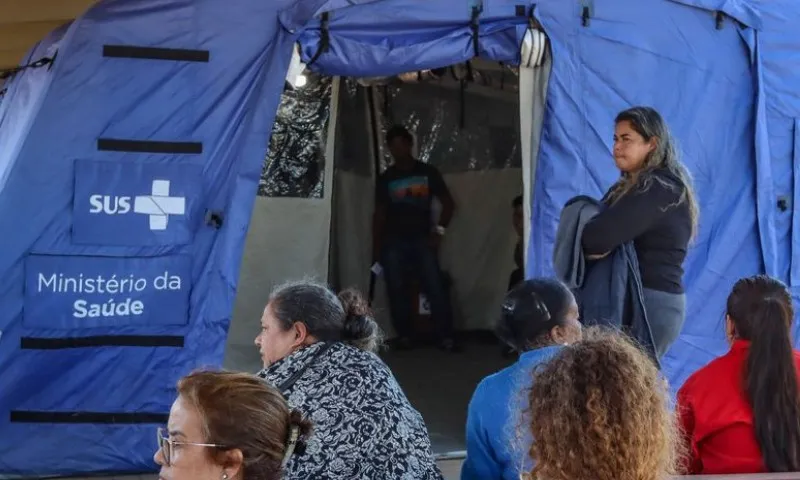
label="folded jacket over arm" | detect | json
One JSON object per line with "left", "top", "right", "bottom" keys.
{"left": 553, "top": 196, "right": 659, "bottom": 365}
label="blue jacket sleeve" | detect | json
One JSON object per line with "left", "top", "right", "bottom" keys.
{"left": 461, "top": 382, "right": 503, "bottom": 480}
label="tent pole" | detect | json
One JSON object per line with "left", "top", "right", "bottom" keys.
{"left": 323, "top": 76, "right": 341, "bottom": 284}
{"left": 366, "top": 86, "right": 384, "bottom": 304}
{"left": 519, "top": 29, "right": 552, "bottom": 277}
{"left": 366, "top": 86, "right": 383, "bottom": 185}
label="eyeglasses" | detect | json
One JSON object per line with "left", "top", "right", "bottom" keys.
{"left": 157, "top": 427, "right": 227, "bottom": 466}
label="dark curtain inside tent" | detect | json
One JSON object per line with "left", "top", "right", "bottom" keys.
{"left": 259, "top": 74, "right": 331, "bottom": 198}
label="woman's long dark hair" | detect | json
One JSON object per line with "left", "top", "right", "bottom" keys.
{"left": 495, "top": 278, "right": 573, "bottom": 352}
{"left": 608, "top": 106, "right": 700, "bottom": 240}
{"left": 727, "top": 275, "right": 800, "bottom": 471}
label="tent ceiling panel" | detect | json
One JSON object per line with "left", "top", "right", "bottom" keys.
{"left": 0, "top": 0, "right": 95, "bottom": 68}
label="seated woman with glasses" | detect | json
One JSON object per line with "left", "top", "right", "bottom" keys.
{"left": 155, "top": 370, "right": 311, "bottom": 480}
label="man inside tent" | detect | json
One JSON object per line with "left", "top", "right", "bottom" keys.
{"left": 373, "top": 125, "right": 458, "bottom": 352}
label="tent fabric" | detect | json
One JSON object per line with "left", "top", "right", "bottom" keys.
{"left": 2, "top": 0, "right": 800, "bottom": 475}
{"left": 0, "top": 22, "right": 69, "bottom": 194}
{"left": 295, "top": 0, "right": 526, "bottom": 77}
{"left": 525, "top": 0, "right": 800, "bottom": 389}
{"left": 290, "top": 0, "right": 797, "bottom": 387}
{"left": 0, "top": 0, "right": 298, "bottom": 475}
{"left": 527, "top": 0, "right": 765, "bottom": 390}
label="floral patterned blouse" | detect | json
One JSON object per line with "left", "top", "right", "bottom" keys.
{"left": 258, "top": 341, "right": 443, "bottom": 479}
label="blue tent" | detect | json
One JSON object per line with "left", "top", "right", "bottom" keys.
{"left": 0, "top": 0, "right": 798, "bottom": 475}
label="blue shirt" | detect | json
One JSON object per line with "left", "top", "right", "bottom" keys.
{"left": 461, "top": 346, "right": 563, "bottom": 480}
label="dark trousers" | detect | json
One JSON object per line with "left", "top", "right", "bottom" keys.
{"left": 642, "top": 288, "right": 686, "bottom": 359}
{"left": 382, "top": 237, "right": 454, "bottom": 340}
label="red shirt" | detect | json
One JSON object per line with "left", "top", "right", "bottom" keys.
{"left": 677, "top": 340, "right": 800, "bottom": 474}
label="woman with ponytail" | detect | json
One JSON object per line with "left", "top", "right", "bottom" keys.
{"left": 677, "top": 275, "right": 800, "bottom": 474}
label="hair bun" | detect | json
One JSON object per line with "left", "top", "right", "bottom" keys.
{"left": 338, "top": 288, "right": 370, "bottom": 318}
{"left": 337, "top": 289, "right": 384, "bottom": 352}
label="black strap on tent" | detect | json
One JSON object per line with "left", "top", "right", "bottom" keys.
{"left": 528, "top": 5, "right": 541, "bottom": 28}
{"left": 0, "top": 52, "right": 57, "bottom": 99}
{"left": 581, "top": 5, "right": 591, "bottom": 27}
{"left": 715, "top": 11, "right": 725, "bottom": 29}
{"left": 10, "top": 411, "right": 169, "bottom": 424}
{"left": 515, "top": 5, "right": 543, "bottom": 67}
{"left": 103, "top": 45, "right": 210, "bottom": 63}
{"left": 205, "top": 210, "right": 224, "bottom": 229}
{"left": 20, "top": 335, "right": 185, "bottom": 349}
{"left": 97, "top": 138, "right": 203, "bottom": 154}
{"left": 470, "top": 4, "right": 483, "bottom": 57}
{"left": 515, "top": 2, "right": 541, "bottom": 25}
{"left": 307, "top": 11, "right": 331, "bottom": 66}
{"left": 0, "top": 52, "right": 58, "bottom": 82}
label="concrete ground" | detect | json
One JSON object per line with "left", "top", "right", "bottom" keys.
{"left": 379, "top": 340, "right": 513, "bottom": 453}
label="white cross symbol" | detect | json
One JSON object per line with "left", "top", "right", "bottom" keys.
{"left": 133, "top": 180, "right": 186, "bottom": 231}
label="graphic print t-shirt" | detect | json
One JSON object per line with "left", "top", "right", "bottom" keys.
{"left": 376, "top": 161, "right": 449, "bottom": 238}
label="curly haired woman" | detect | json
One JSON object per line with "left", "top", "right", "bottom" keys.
{"left": 524, "top": 329, "right": 681, "bottom": 480}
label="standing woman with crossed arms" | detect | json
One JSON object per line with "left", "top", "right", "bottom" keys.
{"left": 581, "top": 106, "right": 699, "bottom": 359}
